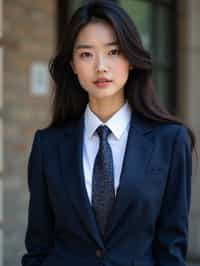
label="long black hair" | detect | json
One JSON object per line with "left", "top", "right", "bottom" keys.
{"left": 48, "top": 0, "right": 196, "bottom": 150}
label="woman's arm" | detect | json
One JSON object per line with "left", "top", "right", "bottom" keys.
{"left": 153, "top": 126, "right": 192, "bottom": 266}
{"left": 21, "top": 130, "right": 55, "bottom": 266}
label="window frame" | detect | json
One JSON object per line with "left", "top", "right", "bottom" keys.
{"left": 116, "top": 0, "right": 177, "bottom": 113}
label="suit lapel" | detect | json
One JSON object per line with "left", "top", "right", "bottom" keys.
{"left": 105, "top": 113, "right": 155, "bottom": 238}
{"left": 59, "top": 115, "right": 104, "bottom": 248}
{"left": 58, "top": 112, "right": 155, "bottom": 245}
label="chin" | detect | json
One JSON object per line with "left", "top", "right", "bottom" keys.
{"left": 92, "top": 92, "right": 116, "bottom": 100}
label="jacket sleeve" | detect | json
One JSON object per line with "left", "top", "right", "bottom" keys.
{"left": 21, "top": 130, "right": 55, "bottom": 266}
{"left": 154, "top": 126, "right": 192, "bottom": 266}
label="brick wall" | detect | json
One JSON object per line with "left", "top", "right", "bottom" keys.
{"left": 3, "top": 0, "right": 56, "bottom": 265}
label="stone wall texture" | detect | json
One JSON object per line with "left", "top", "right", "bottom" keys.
{"left": 3, "top": 0, "right": 56, "bottom": 265}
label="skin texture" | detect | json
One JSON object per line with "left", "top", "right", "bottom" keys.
{"left": 70, "top": 21, "right": 133, "bottom": 122}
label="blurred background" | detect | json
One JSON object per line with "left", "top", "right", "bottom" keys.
{"left": 0, "top": 0, "right": 199, "bottom": 265}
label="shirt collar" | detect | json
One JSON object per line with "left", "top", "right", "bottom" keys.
{"left": 84, "top": 102, "right": 131, "bottom": 140}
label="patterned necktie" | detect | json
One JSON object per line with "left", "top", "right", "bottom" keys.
{"left": 92, "top": 125, "right": 115, "bottom": 236}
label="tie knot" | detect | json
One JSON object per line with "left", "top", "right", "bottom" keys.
{"left": 96, "top": 125, "right": 111, "bottom": 141}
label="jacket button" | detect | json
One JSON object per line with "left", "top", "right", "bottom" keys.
{"left": 96, "top": 249, "right": 102, "bottom": 257}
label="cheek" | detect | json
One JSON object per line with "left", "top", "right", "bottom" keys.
{"left": 75, "top": 65, "right": 93, "bottom": 91}
{"left": 114, "top": 62, "right": 129, "bottom": 82}
{"left": 75, "top": 64, "right": 90, "bottom": 81}
{"left": 78, "top": 60, "right": 92, "bottom": 74}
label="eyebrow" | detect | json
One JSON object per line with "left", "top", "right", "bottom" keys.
{"left": 75, "top": 41, "right": 119, "bottom": 50}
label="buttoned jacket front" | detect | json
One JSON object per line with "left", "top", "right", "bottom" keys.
{"left": 22, "top": 112, "right": 192, "bottom": 266}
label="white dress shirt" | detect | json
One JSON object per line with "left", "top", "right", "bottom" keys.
{"left": 83, "top": 102, "right": 132, "bottom": 203}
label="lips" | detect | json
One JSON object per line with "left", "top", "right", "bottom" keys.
{"left": 94, "top": 78, "right": 112, "bottom": 84}
{"left": 93, "top": 78, "right": 112, "bottom": 88}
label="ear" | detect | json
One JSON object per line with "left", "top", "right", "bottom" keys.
{"left": 70, "top": 60, "right": 77, "bottom": 74}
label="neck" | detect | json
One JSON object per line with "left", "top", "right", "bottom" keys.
{"left": 89, "top": 97, "right": 126, "bottom": 122}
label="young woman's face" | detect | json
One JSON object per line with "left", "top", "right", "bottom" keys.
{"left": 70, "top": 21, "right": 131, "bottom": 104}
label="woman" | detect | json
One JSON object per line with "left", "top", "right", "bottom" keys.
{"left": 22, "top": 1, "right": 195, "bottom": 266}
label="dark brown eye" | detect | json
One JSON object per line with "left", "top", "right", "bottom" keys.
{"left": 80, "top": 52, "right": 92, "bottom": 58}
{"left": 109, "top": 49, "right": 121, "bottom": 55}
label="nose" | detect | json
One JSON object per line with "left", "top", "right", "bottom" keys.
{"left": 95, "top": 55, "right": 108, "bottom": 73}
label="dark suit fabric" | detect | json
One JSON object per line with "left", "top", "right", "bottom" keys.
{"left": 21, "top": 113, "right": 192, "bottom": 266}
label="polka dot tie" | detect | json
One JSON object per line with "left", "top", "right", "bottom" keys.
{"left": 92, "top": 125, "right": 115, "bottom": 236}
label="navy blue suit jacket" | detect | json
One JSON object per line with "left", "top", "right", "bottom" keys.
{"left": 22, "top": 112, "right": 192, "bottom": 266}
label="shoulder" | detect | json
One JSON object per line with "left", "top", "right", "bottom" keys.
{"left": 154, "top": 123, "right": 190, "bottom": 147}
{"left": 32, "top": 120, "right": 77, "bottom": 145}
{"left": 134, "top": 113, "right": 191, "bottom": 147}
{"left": 145, "top": 121, "right": 192, "bottom": 166}
{"left": 148, "top": 122, "right": 192, "bottom": 155}
{"left": 154, "top": 123, "right": 189, "bottom": 141}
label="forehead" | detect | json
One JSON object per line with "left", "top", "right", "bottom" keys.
{"left": 74, "top": 21, "right": 118, "bottom": 46}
